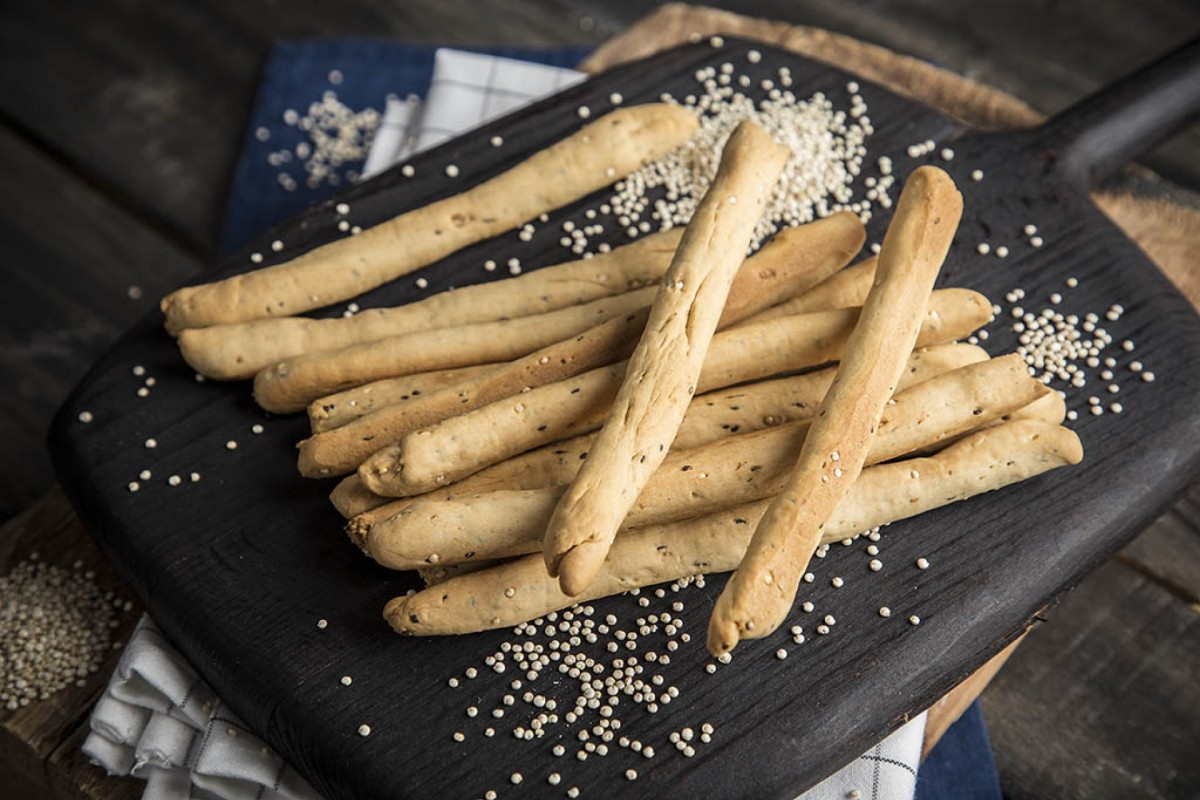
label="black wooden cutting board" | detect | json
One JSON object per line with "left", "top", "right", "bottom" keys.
{"left": 49, "top": 37, "right": 1200, "bottom": 799}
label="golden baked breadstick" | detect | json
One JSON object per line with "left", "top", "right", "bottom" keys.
{"left": 298, "top": 212, "right": 865, "bottom": 476}
{"left": 708, "top": 165, "right": 962, "bottom": 656}
{"left": 340, "top": 342, "right": 984, "bottom": 522}
{"left": 253, "top": 287, "right": 656, "bottom": 414}
{"left": 673, "top": 342, "right": 985, "bottom": 449}
{"left": 384, "top": 420, "right": 1082, "bottom": 635}
{"left": 364, "top": 355, "right": 1044, "bottom": 570}
{"left": 308, "top": 365, "right": 497, "bottom": 433}
{"left": 161, "top": 104, "right": 700, "bottom": 334}
{"left": 297, "top": 309, "right": 650, "bottom": 477}
{"left": 333, "top": 342, "right": 984, "bottom": 519}
{"left": 544, "top": 122, "right": 790, "bottom": 595}
{"left": 359, "top": 287, "right": 991, "bottom": 498}
{"left": 176, "top": 231, "right": 683, "bottom": 381}
{"left": 734, "top": 256, "right": 876, "bottom": 327}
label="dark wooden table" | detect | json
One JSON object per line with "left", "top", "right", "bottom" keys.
{"left": 1, "top": 2, "right": 1197, "bottom": 799}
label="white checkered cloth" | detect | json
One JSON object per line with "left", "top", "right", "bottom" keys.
{"left": 362, "top": 48, "right": 586, "bottom": 178}
{"left": 84, "top": 48, "right": 927, "bottom": 800}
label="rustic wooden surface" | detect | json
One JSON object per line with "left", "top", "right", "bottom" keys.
{"left": 0, "top": 2, "right": 1197, "bottom": 799}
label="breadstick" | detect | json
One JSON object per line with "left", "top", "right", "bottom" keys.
{"left": 176, "top": 231, "right": 683, "bottom": 380}
{"left": 253, "top": 286, "right": 656, "bottom": 414}
{"left": 309, "top": 365, "right": 497, "bottom": 432}
{"left": 161, "top": 104, "right": 700, "bottom": 334}
{"left": 708, "top": 165, "right": 962, "bottom": 656}
{"left": 384, "top": 420, "right": 1082, "bottom": 635}
{"left": 359, "top": 287, "right": 991, "bottom": 497}
{"left": 544, "top": 121, "right": 790, "bottom": 595}
{"left": 340, "top": 342, "right": 984, "bottom": 522}
{"left": 298, "top": 308, "right": 650, "bottom": 477}
{"left": 298, "top": 211, "right": 864, "bottom": 476}
{"left": 673, "top": 342, "right": 985, "bottom": 449}
{"left": 734, "top": 256, "right": 876, "bottom": 327}
{"left": 364, "top": 354, "right": 1044, "bottom": 569}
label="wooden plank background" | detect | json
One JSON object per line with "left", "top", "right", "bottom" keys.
{"left": 1, "top": 2, "right": 1197, "bottom": 798}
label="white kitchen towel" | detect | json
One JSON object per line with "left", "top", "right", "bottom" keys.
{"left": 85, "top": 48, "right": 928, "bottom": 800}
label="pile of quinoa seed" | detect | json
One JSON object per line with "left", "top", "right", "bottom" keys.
{"left": 0, "top": 555, "right": 124, "bottom": 710}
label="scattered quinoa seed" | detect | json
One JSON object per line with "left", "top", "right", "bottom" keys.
{"left": 357, "top": 724, "right": 371, "bottom": 736}
{"left": 879, "top": 607, "right": 891, "bottom": 618}
{"left": 77, "top": 411, "right": 94, "bottom": 424}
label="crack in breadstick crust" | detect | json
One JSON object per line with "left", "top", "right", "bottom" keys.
{"left": 161, "top": 104, "right": 699, "bottom": 334}
{"left": 178, "top": 230, "right": 683, "bottom": 381}
{"left": 297, "top": 213, "right": 865, "bottom": 476}
{"left": 363, "top": 354, "right": 1045, "bottom": 570}
{"left": 383, "top": 421, "right": 1082, "bottom": 636}
{"left": 708, "top": 165, "right": 964, "bottom": 656}
{"left": 336, "top": 343, "right": 985, "bottom": 520}
{"left": 357, "top": 288, "right": 991, "bottom": 498}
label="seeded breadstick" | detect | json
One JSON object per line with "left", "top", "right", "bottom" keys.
{"left": 673, "top": 342, "right": 986, "bottom": 449}
{"left": 708, "top": 166, "right": 963, "bottom": 656}
{"left": 734, "top": 256, "right": 876, "bottom": 327}
{"left": 365, "top": 355, "right": 1044, "bottom": 569}
{"left": 359, "top": 288, "right": 991, "bottom": 497}
{"left": 253, "top": 286, "right": 656, "bottom": 413}
{"left": 161, "top": 105, "right": 699, "bottom": 334}
{"left": 544, "top": 121, "right": 790, "bottom": 595}
{"left": 333, "top": 342, "right": 984, "bottom": 519}
{"left": 298, "top": 309, "right": 650, "bottom": 477}
{"left": 309, "top": 365, "right": 498, "bottom": 433}
{"left": 342, "top": 342, "right": 984, "bottom": 522}
{"left": 177, "top": 231, "right": 683, "bottom": 381}
{"left": 384, "top": 420, "right": 1082, "bottom": 635}
{"left": 298, "top": 212, "right": 864, "bottom": 476}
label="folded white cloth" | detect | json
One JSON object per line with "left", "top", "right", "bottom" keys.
{"left": 86, "top": 48, "right": 927, "bottom": 799}
{"left": 83, "top": 617, "right": 321, "bottom": 800}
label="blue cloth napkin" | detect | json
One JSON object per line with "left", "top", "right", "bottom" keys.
{"left": 916, "top": 702, "right": 1004, "bottom": 800}
{"left": 218, "top": 38, "right": 1004, "bottom": 800}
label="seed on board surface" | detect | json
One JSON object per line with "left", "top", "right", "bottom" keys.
{"left": 357, "top": 724, "right": 371, "bottom": 736}
{"left": 916, "top": 557, "right": 930, "bottom": 570}
{"left": 77, "top": 410, "right": 94, "bottom": 423}
{"left": 879, "top": 607, "right": 891, "bottom": 618}
{"left": 909, "top": 615, "right": 921, "bottom": 626}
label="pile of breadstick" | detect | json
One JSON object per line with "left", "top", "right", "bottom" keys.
{"left": 164, "top": 106, "right": 1082, "bottom": 651}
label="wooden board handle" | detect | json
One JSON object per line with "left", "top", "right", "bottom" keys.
{"left": 1037, "top": 34, "right": 1200, "bottom": 189}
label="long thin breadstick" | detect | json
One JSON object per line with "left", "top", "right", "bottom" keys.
{"left": 298, "top": 212, "right": 865, "bottom": 476}
{"left": 708, "top": 165, "right": 963, "bottom": 656}
{"left": 544, "top": 122, "right": 790, "bottom": 595}
{"left": 384, "top": 420, "right": 1082, "bottom": 635}
{"left": 358, "top": 287, "right": 991, "bottom": 497}
{"left": 309, "top": 365, "right": 498, "bottom": 432}
{"left": 253, "top": 287, "right": 656, "bottom": 414}
{"left": 161, "top": 104, "right": 700, "bottom": 334}
{"left": 178, "top": 230, "right": 683, "bottom": 380}
{"left": 364, "top": 355, "right": 1045, "bottom": 570}
{"left": 673, "top": 341, "right": 985, "bottom": 449}
{"left": 737, "top": 256, "right": 876, "bottom": 326}
{"left": 338, "top": 342, "right": 987, "bottom": 521}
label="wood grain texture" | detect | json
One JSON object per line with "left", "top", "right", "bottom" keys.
{"left": 46, "top": 39, "right": 1200, "bottom": 799}
{"left": 0, "top": 128, "right": 200, "bottom": 520}
{"left": 982, "top": 559, "right": 1200, "bottom": 800}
